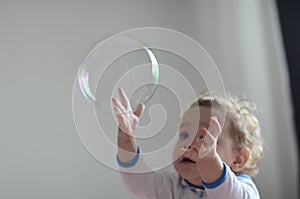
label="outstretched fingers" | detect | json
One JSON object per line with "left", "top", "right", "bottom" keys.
{"left": 118, "top": 88, "right": 131, "bottom": 112}
{"left": 113, "top": 106, "right": 126, "bottom": 127}
{"left": 112, "top": 97, "right": 127, "bottom": 115}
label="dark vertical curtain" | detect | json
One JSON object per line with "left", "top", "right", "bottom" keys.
{"left": 276, "top": 0, "right": 300, "bottom": 193}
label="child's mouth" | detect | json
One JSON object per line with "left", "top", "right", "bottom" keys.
{"left": 180, "top": 157, "right": 196, "bottom": 164}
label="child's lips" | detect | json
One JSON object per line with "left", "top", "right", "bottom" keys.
{"left": 179, "top": 156, "right": 196, "bottom": 164}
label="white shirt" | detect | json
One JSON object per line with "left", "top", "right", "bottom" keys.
{"left": 117, "top": 148, "right": 260, "bottom": 199}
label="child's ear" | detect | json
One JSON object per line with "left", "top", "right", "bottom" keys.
{"left": 231, "top": 148, "right": 250, "bottom": 173}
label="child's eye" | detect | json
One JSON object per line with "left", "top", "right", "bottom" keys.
{"left": 179, "top": 132, "right": 189, "bottom": 140}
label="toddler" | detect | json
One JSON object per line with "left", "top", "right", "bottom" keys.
{"left": 112, "top": 88, "right": 264, "bottom": 199}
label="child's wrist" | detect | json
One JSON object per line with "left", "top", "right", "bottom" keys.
{"left": 118, "top": 128, "right": 134, "bottom": 142}
{"left": 117, "top": 142, "right": 138, "bottom": 163}
{"left": 196, "top": 149, "right": 218, "bottom": 163}
{"left": 117, "top": 147, "right": 140, "bottom": 167}
{"left": 118, "top": 137, "right": 137, "bottom": 152}
{"left": 196, "top": 152, "right": 223, "bottom": 184}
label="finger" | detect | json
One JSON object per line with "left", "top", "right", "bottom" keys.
{"left": 189, "top": 128, "right": 206, "bottom": 150}
{"left": 112, "top": 97, "right": 127, "bottom": 114}
{"left": 118, "top": 88, "right": 131, "bottom": 111}
{"left": 198, "top": 128, "right": 216, "bottom": 159}
{"left": 133, "top": 103, "right": 145, "bottom": 118}
{"left": 199, "top": 128, "right": 215, "bottom": 149}
{"left": 208, "top": 116, "right": 222, "bottom": 138}
{"left": 132, "top": 115, "right": 139, "bottom": 126}
{"left": 188, "top": 136, "right": 202, "bottom": 153}
{"left": 114, "top": 106, "right": 127, "bottom": 128}
{"left": 200, "top": 127, "right": 215, "bottom": 144}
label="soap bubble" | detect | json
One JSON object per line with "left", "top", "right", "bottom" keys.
{"left": 77, "top": 34, "right": 160, "bottom": 113}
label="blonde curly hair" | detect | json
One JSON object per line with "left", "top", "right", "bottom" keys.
{"left": 190, "top": 91, "right": 264, "bottom": 176}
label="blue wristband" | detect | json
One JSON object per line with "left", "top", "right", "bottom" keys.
{"left": 116, "top": 147, "right": 140, "bottom": 168}
{"left": 202, "top": 162, "right": 228, "bottom": 189}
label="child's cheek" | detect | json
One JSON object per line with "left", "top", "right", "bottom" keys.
{"left": 172, "top": 147, "right": 180, "bottom": 162}
{"left": 172, "top": 141, "right": 184, "bottom": 161}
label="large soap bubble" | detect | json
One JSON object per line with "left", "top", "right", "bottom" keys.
{"left": 77, "top": 34, "right": 159, "bottom": 113}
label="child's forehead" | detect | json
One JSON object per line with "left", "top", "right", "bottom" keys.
{"left": 180, "top": 107, "right": 211, "bottom": 124}
{"left": 180, "top": 106, "right": 227, "bottom": 125}
{"left": 182, "top": 106, "right": 212, "bottom": 118}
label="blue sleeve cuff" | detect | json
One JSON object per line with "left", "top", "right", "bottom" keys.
{"left": 116, "top": 147, "right": 140, "bottom": 168}
{"left": 202, "top": 162, "right": 228, "bottom": 189}
{"left": 237, "top": 173, "right": 251, "bottom": 179}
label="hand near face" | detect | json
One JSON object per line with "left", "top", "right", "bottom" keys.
{"left": 181, "top": 116, "right": 222, "bottom": 162}
{"left": 199, "top": 116, "right": 222, "bottom": 159}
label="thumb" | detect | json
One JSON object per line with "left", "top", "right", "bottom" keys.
{"left": 134, "top": 103, "right": 145, "bottom": 118}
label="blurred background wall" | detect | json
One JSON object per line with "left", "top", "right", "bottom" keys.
{"left": 0, "top": 0, "right": 298, "bottom": 198}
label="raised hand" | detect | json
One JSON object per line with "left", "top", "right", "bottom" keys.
{"left": 198, "top": 116, "right": 222, "bottom": 159}
{"left": 112, "top": 88, "right": 145, "bottom": 142}
{"left": 182, "top": 116, "right": 222, "bottom": 162}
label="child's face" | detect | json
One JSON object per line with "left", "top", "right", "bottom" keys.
{"left": 172, "top": 106, "right": 238, "bottom": 185}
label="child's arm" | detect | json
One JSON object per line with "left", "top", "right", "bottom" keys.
{"left": 112, "top": 88, "right": 177, "bottom": 199}
{"left": 182, "top": 116, "right": 224, "bottom": 184}
{"left": 203, "top": 165, "right": 260, "bottom": 199}
{"left": 196, "top": 116, "right": 224, "bottom": 184}
{"left": 186, "top": 116, "right": 259, "bottom": 199}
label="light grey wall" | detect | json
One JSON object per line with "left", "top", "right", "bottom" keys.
{"left": 0, "top": 0, "right": 298, "bottom": 198}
